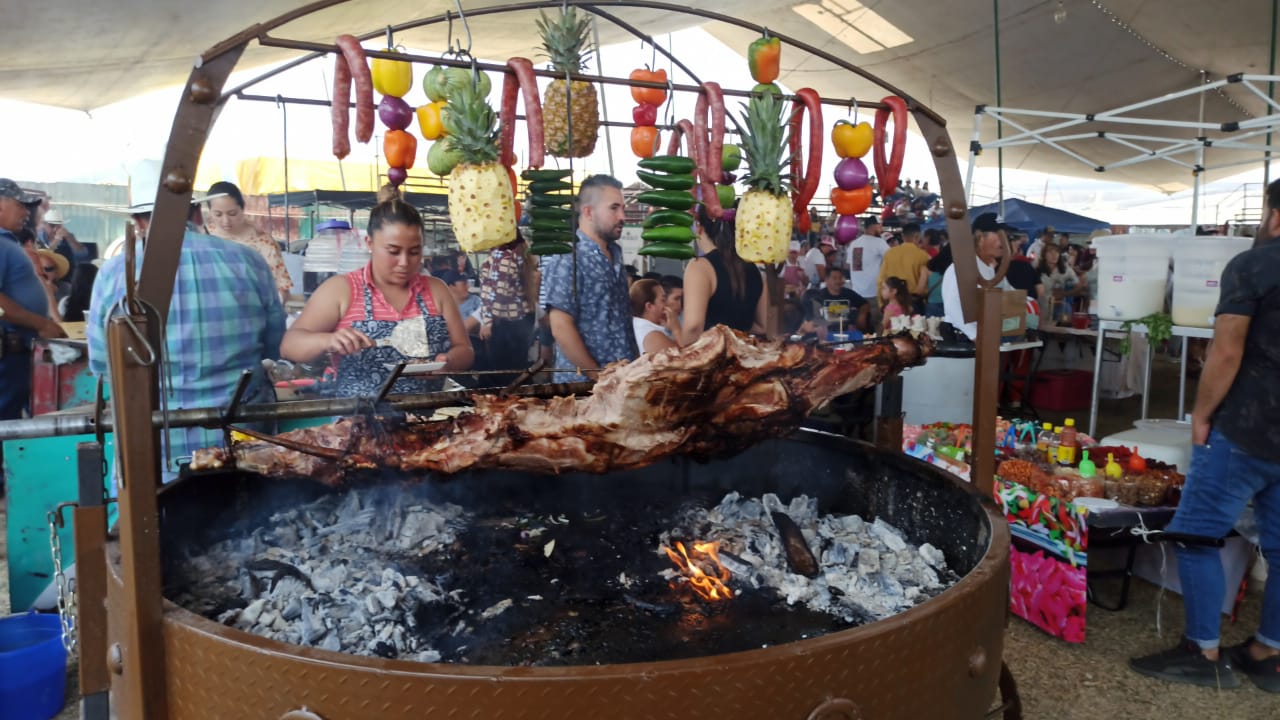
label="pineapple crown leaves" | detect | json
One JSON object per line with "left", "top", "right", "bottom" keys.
{"left": 535, "top": 7, "right": 595, "bottom": 75}
{"left": 442, "top": 82, "right": 501, "bottom": 164}
{"left": 733, "top": 92, "right": 793, "bottom": 197}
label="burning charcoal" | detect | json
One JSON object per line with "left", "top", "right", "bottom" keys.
{"left": 319, "top": 634, "right": 342, "bottom": 653}
{"left": 857, "top": 549, "right": 881, "bottom": 575}
{"left": 374, "top": 589, "right": 400, "bottom": 611}
{"left": 870, "top": 519, "right": 908, "bottom": 552}
{"left": 417, "top": 650, "right": 442, "bottom": 663}
{"left": 216, "top": 608, "right": 240, "bottom": 625}
{"left": 480, "top": 599, "right": 513, "bottom": 620}
{"left": 918, "top": 543, "right": 946, "bottom": 569}
{"left": 821, "top": 542, "right": 852, "bottom": 568}
{"left": 365, "top": 594, "right": 382, "bottom": 616}
{"left": 281, "top": 597, "right": 302, "bottom": 621}
{"left": 624, "top": 594, "right": 677, "bottom": 617}
{"left": 770, "top": 511, "right": 819, "bottom": 578}
{"left": 240, "top": 598, "right": 267, "bottom": 626}
{"left": 257, "top": 609, "right": 279, "bottom": 628}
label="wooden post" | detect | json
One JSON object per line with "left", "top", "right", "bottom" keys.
{"left": 971, "top": 287, "right": 1004, "bottom": 497}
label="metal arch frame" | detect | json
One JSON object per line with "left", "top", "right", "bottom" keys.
{"left": 99, "top": 3, "right": 1002, "bottom": 717}
{"left": 964, "top": 73, "right": 1280, "bottom": 225}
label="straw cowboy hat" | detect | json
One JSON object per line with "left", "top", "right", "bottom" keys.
{"left": 35, "top": 249, "right": 70, "bottom": 280}
{"left": 43, "top": 208, "right": 66, "bottom": 225}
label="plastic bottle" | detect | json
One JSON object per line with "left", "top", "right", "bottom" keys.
{"left": 1036, "top": 423, "right": 1054, "bottom": 458}
{"left": 1128, "top": 447, "right": 1147, "bottom": 473}
{"left": 1057, "top": 418, "right": 1079, "bottom": 466}
{"left": 1073, "top": 450, "right": 1104, "bottom": 498}
{"left": 1047, "top": 427, "right": 1062, "bottom": 464}
{"left": 1105, "top": 453, "right": 1123, "bottom": 479}
{"left": 1078, "top": 450, "right": 1096, "bottom": 478}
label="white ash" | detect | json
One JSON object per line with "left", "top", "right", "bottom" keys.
{"left": 169, "top": 486, "right": 468, "bottom": 660}
{"left": 659, "top": 492, "right": 955, "bottom": 623}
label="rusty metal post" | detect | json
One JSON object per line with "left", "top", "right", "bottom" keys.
{"left": 105, "top": 314, "right": 167, "bottom": 720}
{"left": 73, "top": 441, "right": 110, "bottom": 720}
{"left": 971, "top": 288, "right": 1004, "bottom": 498}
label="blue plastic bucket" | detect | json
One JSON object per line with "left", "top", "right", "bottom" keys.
{"left": 0, "top": 612, "right": 67, "bottom": 720}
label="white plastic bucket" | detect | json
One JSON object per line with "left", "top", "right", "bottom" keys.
{"left": 1171, "top": 236, "right": 1252, "bottom": 327}
{"left": 1091, "top": 234, "right": 1174, "bottom": 320}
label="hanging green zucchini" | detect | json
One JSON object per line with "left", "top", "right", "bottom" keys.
{"left": 636, "top": 170, "right": 695, "bottom": 191}
{"left": 643, "top": 209, "right": 694, "bottom": 228}
{"left": 636, "top": 190, "right": 695, "bottom": 211}
{"left": 638, "top": 241, "right": 696, "bottom": 259}
{"left": 641, "top": 225, "right": 696, "bottom": 243}
{"left": 638, "top": 155, "right": 697, "bottom": 174}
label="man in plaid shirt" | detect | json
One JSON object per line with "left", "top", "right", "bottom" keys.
{"left": 87, "top": 201, "right": 285, "bottom": 482}
{"left": 478, "top": 237, "right": 534, "bottom": 380}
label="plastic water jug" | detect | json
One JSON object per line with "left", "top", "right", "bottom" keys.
{"left": 304, "top": 220, "right": 367, "bottom": 292}
{"left": 1172, "top": 236, "right": 1252, "bottom": 327}
{"left": 1091, "top": 234, "right": 1174, "bottom": 320}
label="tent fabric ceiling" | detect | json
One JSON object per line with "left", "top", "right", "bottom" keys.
{"left": 1, "top": 0, "right": 1275, "bottom": 191}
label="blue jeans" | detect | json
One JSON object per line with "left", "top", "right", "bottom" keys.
{"left": 1168, "top": 430, "right": 1280, "bottom": 650}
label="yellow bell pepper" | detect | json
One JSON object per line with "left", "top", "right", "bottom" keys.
{"left": 371, "top": 48, "right": 413, "bottom": 98}
{"left": 416, "top": 100, "right": 448, "bottom": 140}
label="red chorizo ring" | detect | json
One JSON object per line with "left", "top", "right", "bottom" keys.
{"left": 331, "top": 50, "right": 352, "bottom": 159}
{"left": 693, "top": 86, "right": 721, "bottom": 219}
{"left": 336, "top": 35, "right": 374, "bottom": 144}
{"left": 703, "top": 82, "right": 726, "bottom": 184}
{"left": 794, "top": 88, "right": 823, "bottom": 209}
{"left": 499, "top": 58, "right": 545, "bottom": 169}
{"left": 666, "top": 118, "right": 695, "bottom": 157}
{"left": 874, "top": 95, "right": 908, "bottom": 196}
{"left": 788, "top": 95, "right": 804, "bottom": 209}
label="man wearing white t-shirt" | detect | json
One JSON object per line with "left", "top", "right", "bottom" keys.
{"left": 941, "top": 212, "right": 1012, "bottom": 341}
{"left": 845, "top": 216, "right": 888, "bottom": 299}
{"left": 800, "top": 238, "right": 828, "bottom": 289}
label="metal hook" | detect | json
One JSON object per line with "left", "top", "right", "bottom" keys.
{"left": 850, "top": 97, "right": 859, "bottom": 124}
{"left": 663, "top": 78, "right": 676, "bottom": 128}
{"left": 452, "top": 0, "right": 473, "bottom": 57}
{"left": 385, "top": 24, "right": 393, "bottom": 50}
{"left": 114, "top": 300, "right": 157, "bottom": 367}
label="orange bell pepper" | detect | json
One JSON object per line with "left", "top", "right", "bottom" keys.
{"left": 748, "top": 35, "right": 781, "bottom": 85}
{"left": 830, "top": 186, "right": 872, "bottom": 215}
{"left": 629, "top": 67, "right": 668, "bottom": 106}
{"left": 384, "top": 130, "right": 417, "bottom": 170}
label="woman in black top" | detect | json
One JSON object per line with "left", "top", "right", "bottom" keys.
{"left": 680, "top": 204, "right": 766, "bottom": 343}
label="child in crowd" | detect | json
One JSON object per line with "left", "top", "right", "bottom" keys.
{"left": 880, "top": 276, "right": 912, "bottom": 333}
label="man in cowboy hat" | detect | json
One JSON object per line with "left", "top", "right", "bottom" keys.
{"left": 0, "top": 179, "right": 67, "bottom": 421}
{"left": 87, "top": 188, "right": 284, "bottom": 482}
{"left": 40, "top": 206, "right": 92, "bottom": 268}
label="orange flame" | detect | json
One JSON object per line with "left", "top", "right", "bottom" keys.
{"left": 663, "top": 540, "right": 734, "bottom": 602}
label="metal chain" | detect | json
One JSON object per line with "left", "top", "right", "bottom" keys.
{"left": 46, "top": 508, "right": 78, "bottom": 655}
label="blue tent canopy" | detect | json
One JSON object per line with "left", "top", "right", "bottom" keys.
{"left": 922, "top": 198, "right": 1110, "bottom": 236}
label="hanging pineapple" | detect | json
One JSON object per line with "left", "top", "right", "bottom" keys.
{"left": 735, "top": 92, "right": 794, "bottom": 264}
{"left": 537, "top": 7, "right": 599, "bottom": 158}
{"left": 443, "top": 81, "right": 516, "bottom": 252}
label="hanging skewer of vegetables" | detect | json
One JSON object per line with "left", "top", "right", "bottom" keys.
{"left": 629, "top": 66, "right": 667, "bottom": 159}
{"left": 830, "top": 102, "right": 875, "bottom": 244}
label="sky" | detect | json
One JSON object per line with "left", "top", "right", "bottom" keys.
{"left": 0, "top": 26, "right": 1270, "bottom": 227}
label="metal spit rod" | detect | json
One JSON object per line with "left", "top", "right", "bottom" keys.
{"left": 0, "top": 382, "right": 594, "bottom": 442}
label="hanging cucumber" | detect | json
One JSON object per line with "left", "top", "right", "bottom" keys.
{"left": 528, "top": 180, "right": 575, "bottom": 194}
{"left": 636, "top": 170, "right": 695, "bottom": 191}
{"left": 638, "top": 241, "right": 696, "bottom": 259}
{"left": 530, "top": 229, "right": 577, "bottom": 244}
{"left": 636, "top": 190, "right": 695, "bottom": 210}
{"left": 530, "top": 206, "right": 574, "bottom": 221}
{"left": 641, "top": 225, "right": 696, "bottom": 243}
{"left": 531, "top": 218, "right": 574, "bottom": 232}
{"left": 522, "top": 168, "right": 573, "bottom": 181}
{"left": 530, "top": 194, "right": 576, "bottom": 207}
{"left": 643, "top": 209, "right": 694, "bottom": 228}
{"left": 638, "top": 155, "right": 697, "bottom": 174}
{"left": 529, "top": 241, "right": 574, "bottom": 255}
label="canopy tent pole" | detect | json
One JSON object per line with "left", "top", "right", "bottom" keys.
{"left": 1192, "top": 70, "right": 1208, "bottom": 230}
{"left": 1268, "top": 0, "right": 1277, "bottom": 187}
{"left": 992, "top": 0, "right": 1004, "bottom": 213}
{"left": 965, "top": 111, "right": 982, "bottom": 205}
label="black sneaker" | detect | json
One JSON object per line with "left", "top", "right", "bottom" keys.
{"left": 1129, "top": 638, "right": 1242, "bottom": 689}
{"left": 1225, "top": 638, "right": 1280, "bottom": 693}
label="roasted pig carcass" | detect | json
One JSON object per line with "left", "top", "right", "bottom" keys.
{"left": 191, "top": 326, "right": 932, "bottom": 484}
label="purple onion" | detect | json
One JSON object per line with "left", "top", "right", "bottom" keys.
{"left": 388, "top": 167, "right": 408, "bottom": 186}
{"left": 720, "top": 207, "right": 736, "bottom": 222}
{"left": 834, "top": 158, "right": 869, "bottom": 191}
{"left": 720, "top": 171, "right": 737, "bottom": 184}
{"left": 834, "top": 215, "right": 860, "bottom": 244}
{"left": 378, "top": 95, "right": 414, "bottom": 131}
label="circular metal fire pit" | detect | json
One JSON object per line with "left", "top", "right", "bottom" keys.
{"left": 105, "top": 431, "right": 1008, "bottom": 719}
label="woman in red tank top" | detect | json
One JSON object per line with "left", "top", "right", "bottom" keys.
{"left": 281, "top": 187, "right": 473, "bottom": 396}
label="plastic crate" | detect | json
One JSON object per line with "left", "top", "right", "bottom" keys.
{"left": 1029, "top": 369, "right": 1093, "bottom": 412}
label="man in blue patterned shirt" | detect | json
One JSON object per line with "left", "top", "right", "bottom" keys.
{"left": 87, "top": 200, "right": 285, "bottom": 482}
{"left": 542, "top": 174, "right": 638, "bottom": 381}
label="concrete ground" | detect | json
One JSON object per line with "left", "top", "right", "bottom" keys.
{"left": 3, "top": 350, "right": 1276, "bottom": 718}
